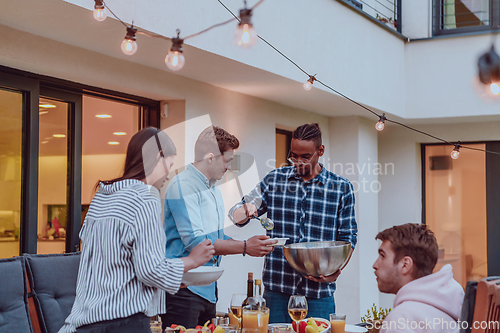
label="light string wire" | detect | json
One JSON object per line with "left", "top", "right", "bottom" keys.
{"left": 102, "top": 0, "right": 236, "bottom": 42}
{"left": 101, "top": 0, "right": 500, "bottom": 156}
{"left": 215, "top": 0, "right": 500, "bottom": 156}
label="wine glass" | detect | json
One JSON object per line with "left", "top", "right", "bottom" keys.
{"left": 231, "top": 293, "right": 246, "bottom": 330}
{"left": 288, "top": 295, "right": 308, "bottom": 329}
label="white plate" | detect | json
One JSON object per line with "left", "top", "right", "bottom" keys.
{"left": 345, "top": 324, "right": 368, "bottom": 332}
{"left": 267, "top": 238, "right": 289, "bottom": 246}
{"left": 181, "top": 266, "right": 224, "bottom": 286}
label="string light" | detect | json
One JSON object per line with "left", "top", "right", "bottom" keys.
{"left": 375, "top": 113, "right": 387, "bottom": 131}
{"left": 478, "top": 45, "right": 500, "bottom": 85}
{"left": 93, "top": 0, "right": 107, "bottom": 22}
{"left": 88, "top": 0, "right": 500, "bottom": 158}
{"left": 233, "top": 3, "right": 257, "bottom": 48}
{"left": 303, "top": 75, "right": 316, "bottom": 91}
{"left": 121, "top": 26, "right": 138, "bottom": 56}
{"left": 165, "top": 30, "right": 185, "bottom": 71}
{"left": 450, "top": 142, "right": 461, "bottom": 160}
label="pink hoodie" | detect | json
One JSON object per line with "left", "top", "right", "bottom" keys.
{"left": 380, "top": 264, "right": 464, "bottom": 333}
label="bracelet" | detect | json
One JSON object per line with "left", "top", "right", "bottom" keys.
{"left": 243, "top": 240, "right": 247, "bottom": 256}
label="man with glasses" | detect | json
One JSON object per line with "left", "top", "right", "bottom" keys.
{"left": 229, "top": 123, "right": 357, "bottom": 323}
{"left": 162, "top": 126, "right": 275, "bottom": 329}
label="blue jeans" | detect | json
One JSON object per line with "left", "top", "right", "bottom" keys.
{"left": 263, "top": 289, "right": 335, "bottom": 324}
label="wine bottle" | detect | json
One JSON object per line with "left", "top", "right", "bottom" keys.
{"left": 242, "top": 272, "right": 255, "bottom": 307}
{"left": 254, "top": 279, "right": 266, "bottom": 309}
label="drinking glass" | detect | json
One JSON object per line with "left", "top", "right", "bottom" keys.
{"left": 287, "top": 295, "right": 308, "bottom": 330}
{"left": 231, "top": 293, "right": 246, "bottom": 330}
{"left": 329, "top": 313, "right": 346, "bottom": 333}
{"left": 242, "top": 307, "right": 270, "bottom": 333}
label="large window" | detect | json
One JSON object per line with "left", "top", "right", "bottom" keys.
{"left": 434, "top": 0, "right": 500, "bottom": 36}
{"left": 422, "top": 142, "right": 500, "bottom": 281}
{"left": 0, "top": 66, "right": 160, "bottom": 256}
{"left": 0, "top": 88, "right": 23, "bottom": 258}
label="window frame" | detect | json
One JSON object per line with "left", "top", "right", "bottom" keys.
{"left": 433, "top": 0, "right": 500, "bottom": 36}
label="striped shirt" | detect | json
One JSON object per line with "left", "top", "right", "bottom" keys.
{"left": 228, "top": 165, "right": 357, "bottom": 299}
{"left": 59, "top": 179, "right": 184, "bottom": 333}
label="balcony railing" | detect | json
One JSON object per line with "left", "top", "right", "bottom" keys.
{"left": 338, "top": 0, "right": 402, "bottom": 34}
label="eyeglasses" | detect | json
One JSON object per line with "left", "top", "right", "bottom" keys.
{"left": 287, "top": 149, "right": 318, "bottom": 164}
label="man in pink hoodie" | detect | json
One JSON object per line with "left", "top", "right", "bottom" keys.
{"left": 373, "top": 223, "right": 464, "bottom": 333}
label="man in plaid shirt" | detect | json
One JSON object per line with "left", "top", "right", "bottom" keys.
{"left": 229, "top": 123, "right": 357, "bottom": 323}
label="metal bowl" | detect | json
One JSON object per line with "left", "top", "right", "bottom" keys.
{"left": 283, "top": 241, "right": 351, "bottom": 277}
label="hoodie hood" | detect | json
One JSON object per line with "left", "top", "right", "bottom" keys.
{"left": 394, "top": 264, "right": 464, "bottom": 320}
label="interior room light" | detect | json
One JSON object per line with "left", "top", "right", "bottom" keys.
{"left": 375, "top": 113, "right": 387, "bottom": 131}
{"left": 39, "top": 103, "right": 56, "bottom": 108}
{"left": 93, "top": 0, "right": 107, "bottom": 21}
{"left": 303, "top": 75, "right": 316, "bottom": 91}
{"left": 113, "top": 132, "right": 126, "bottom": 136}
{"left": 233, "top": 8, "right": 257, "bottom": 48}
{"left": 108, "top": 141, "right": 120, "bottom": 145}
{"left": 95, "top": 114, "right": 112, "bottom": 118}
{"left": 121, "top": 26, "right": 138, "bottom": 56}
{"left": 490, "top": 83, "right": 500, "bottom": 95}
{"left": 53, "top": 134, "right": 66, "bottom": 138}
{"left": 39, "top": 111, "right": 49, "bottom": 115}
{"left": 165, "top": 31, "right": 185, "bottom": 71}
{"left": 450, "top": 143, "right": 461, "bottom": 160}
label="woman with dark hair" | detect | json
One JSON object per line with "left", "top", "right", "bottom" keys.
{"left": 59, "top": 127, "right": 215, "bottom": 333}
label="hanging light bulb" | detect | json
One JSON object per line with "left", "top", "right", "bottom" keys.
{"left": 233, "top": 8, "right": 257, "bottom": 48}
{"left": 375, "top": 113, "right": 387, "bottom": 131}
{"left": 165, "top": 30, "right": 185, "bottom": 71}
{"left": 93, "top": 0, "right": 107, "bottom": 21}
{"left": 490, "top": 82, "right": 500, "bottom": 95}
{"left": 121, "top": 26, "right": 138, "bottom": 56}
{"left": 303, "top": 75, "right": 316, "bottom": 91}
{"left": 478, "top": 45, "right": 500, "bottom": 85}
{"left": 450, "top": 142, "right": 461, "bottom": 160}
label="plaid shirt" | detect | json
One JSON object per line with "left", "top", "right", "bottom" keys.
{"left": 228, "top": 165, "right": 357, "bottom": 299}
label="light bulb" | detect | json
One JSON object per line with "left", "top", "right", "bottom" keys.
{"left": 233, "top": 23, "right": 257, "bottom": 48}
{"left": 121, "top": 39, "right": 137, "bottom": 56}
{"left": 93, "top": 0, "right": 107, "bottom": 21}
{"left": 490, "top": 83, "right": 500, "bottom": 95}
{"left": 303, "top": 75, "right": 316, "bottom": 91}
{"left": 121, "top": 26, "right": 137, "bottom": 56}
{"left": 233, "top": 9, "right": 257, "bottom": 48}
{"left": 375, "top": 113, "right": 387, "bottom": 131}
{"left": 165, "top": 35, "right": 185, "bottom": 71}
{"left": 93, "top": 8, "right": 107, "bottom": 21}
{"left": 165, "top": 51, "right": 185, "bottom": 71}
{"left": 303, "top": 81, "right": 313, "bottom": 91}
{"left": 451, "top": 143, "right": 461, "bottom": 159}
{"left": 375, "top": 121, "right": 385, "bottom": 131}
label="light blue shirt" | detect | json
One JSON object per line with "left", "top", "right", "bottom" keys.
{"left": 164, "top": 164, "right": 230, "bottom": 303}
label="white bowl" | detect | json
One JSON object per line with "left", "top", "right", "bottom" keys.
{"left": 267, "top": 238, "right": 290, "bottom": 247}
{"left": 181, "top": 266, "right": 224, "bottom": 286}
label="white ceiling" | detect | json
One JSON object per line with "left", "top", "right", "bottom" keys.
{"left": 0, "top": 0, "right": 380, "bottom": 120}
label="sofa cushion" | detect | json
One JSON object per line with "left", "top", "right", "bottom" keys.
{"left": 0, "top": 256, "right": 33, "bottom": 333}
{"left": 24, "top": 252, "right": 81, "bottom": 333}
